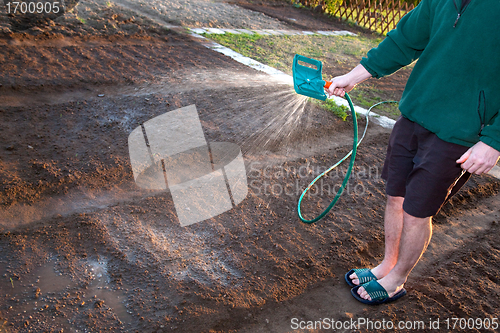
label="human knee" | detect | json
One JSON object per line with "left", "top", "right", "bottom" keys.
{"left": 403, "top": 210, "right": 432, "bottom": 225}
{"left": 386, "top": 195, "right": 404, "bottom": 209}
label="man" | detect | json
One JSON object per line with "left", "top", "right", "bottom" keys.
{"left": 327, "top": 0, "right": 500, "bottom": 304}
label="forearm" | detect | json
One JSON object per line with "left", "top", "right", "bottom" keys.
{"left": 327, "top": 64, "right": 372, "bottom": 97}
{"left": 347, "top": 64, "right": 373, "bottom": 85}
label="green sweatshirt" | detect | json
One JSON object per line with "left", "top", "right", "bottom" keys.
{"left": 360, "top": 0, "right": 500, "bottom": 151}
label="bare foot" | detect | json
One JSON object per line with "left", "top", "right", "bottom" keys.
{"left": 356, "top": 277, "right": 405, "bottom": 301}
{"left": 349, "top": 262, "right": 394, "bottom": 286}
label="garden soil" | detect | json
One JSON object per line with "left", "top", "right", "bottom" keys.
{"left": 0, "top": 0, "right": 499, "bottom": 332}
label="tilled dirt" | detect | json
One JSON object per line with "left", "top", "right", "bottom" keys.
{"left": 1, "top": 1, "right": 500, "bottom": 333}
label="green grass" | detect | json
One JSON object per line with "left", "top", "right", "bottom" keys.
{"left": 354, "top": 89, "right": 400, "bottom": 116}
{"left": 206, "top": 33, "right": 381, "bottom": 74}
{"left": 205, "top": 32, "right": 408, "bottom": 119}
{"left": 313, "top": 98, "right": 350, "bottom": 121}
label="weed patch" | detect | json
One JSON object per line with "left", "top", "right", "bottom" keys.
{"left": 313, "top": 98, "right": 350, "bottom": 121}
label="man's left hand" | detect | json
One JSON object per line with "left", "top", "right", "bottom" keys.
{"left": 456, "top": 141, "right": 500, "bottom": 175}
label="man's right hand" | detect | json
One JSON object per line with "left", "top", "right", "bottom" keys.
{"left": 326, "top": 64, "right": 372, "bottom": 97}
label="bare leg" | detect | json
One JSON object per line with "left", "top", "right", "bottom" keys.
{"left": 350, "top": 195, "right": 404, "bottom": 285}
{"left": 357, "top": 211, "right": 432, "bottom": 300}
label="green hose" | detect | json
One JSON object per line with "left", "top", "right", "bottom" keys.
{"left": 297, "top": 95, "right": 397, "bottom": 224}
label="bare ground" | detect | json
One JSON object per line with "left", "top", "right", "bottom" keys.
{"left": 1, "top": 1, "right": 500, "bottom": 333}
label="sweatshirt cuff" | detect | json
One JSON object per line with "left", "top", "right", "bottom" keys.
{"left": 480, "top": 114, "right": 500, "bottom": 152}
{"left": 360, "top": 59, "right": 382, "bottom": 79}
{"left": 480, "top": 136, "right": 500, "bottom": 153}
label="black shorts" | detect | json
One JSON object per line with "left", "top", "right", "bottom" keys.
{"left": 382, "top": 116, "right": 471, "bottom": 218}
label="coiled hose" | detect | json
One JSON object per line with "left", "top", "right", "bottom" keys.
{"left": 297, "top": 95, "right": 396, "bottom": 224}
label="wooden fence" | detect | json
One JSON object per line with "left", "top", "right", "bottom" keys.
{"left": 331, "top": 0, "right": 416, "bottom": 35}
